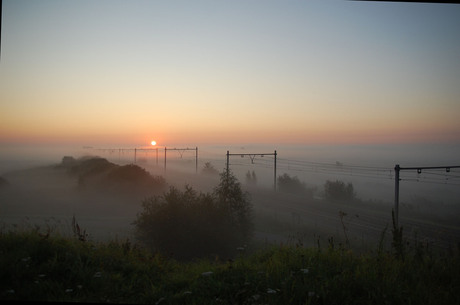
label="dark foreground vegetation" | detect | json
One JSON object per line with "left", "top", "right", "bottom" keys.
{"left": 134, "top": 171, "right": 253, "bottom": 260}
{"left": 1, "top": 223, "right": 459, "bottom": 305}
{"left": 1, "top": 157, "right": 459, "bottom": 304}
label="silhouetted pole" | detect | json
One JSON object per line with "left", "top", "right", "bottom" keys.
{"left": 164, "top": 147, "right": 167, "bottom": 172}
{"left": 394, "top": 164, "right": 400, "bottom": 227}
{"left": 394, "top": 164, "right": 460, "bottom": 227}
{"left": 195, "top": 147, "right": 198, "bottom": 173}
{"left": 226, "top": 150, "right": 230, "bottom": 181}
{"left": 134, "top": 148, "right": 137, "bottom": 164}
{"left": 274, "top": 150, "right": 277, "bottom": 191}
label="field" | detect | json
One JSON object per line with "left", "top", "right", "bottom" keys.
{"left": 1, "top": 223, "right": 459, "bottom": 305}
{"left": 1, "top": 157, "right": 459, "bottom": 304}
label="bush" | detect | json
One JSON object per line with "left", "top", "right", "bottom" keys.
{"left": 134, "top": 170, "right": 253, "bottom": 260}
{"left": 201, "top": 162, "right": 219, "bottom": 175}
{"left": 245, "top": 170, "right": 257, "bottom": 185}
{"left": 324, "top": 180, "right": 356, "bottom": 201}
{"left": 62, "top": 156, "right": 166, "bottom": 194}
{"left": 277, "top": 173, "right": 313, "bottom": 197}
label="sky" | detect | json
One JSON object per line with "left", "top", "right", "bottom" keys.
{"left": 1, "top": 0, "right": 460, "bottom": 147}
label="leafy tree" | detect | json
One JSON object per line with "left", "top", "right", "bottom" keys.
{"left": 134, "top": 170, "right": 253, "bottom": 260}
{"left": 324, "top": 180, "right": 356, "bottom": 201}
{"left": 214, "top": 170, "right": 254, "bottom": 245}
{"left": 245, "top": 170, "right": 257, "bottom": 185}
{"left": 277, "top": 173, "right": 313, "bottom": 197}
{"left": 201, "top": 162, "right": 219, "bottom": 175}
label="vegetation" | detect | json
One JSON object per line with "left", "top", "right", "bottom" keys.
{"left": 59, "top": 156, "right": 166, "bottom": 193}
{"left": 201, "top": 162, "right": 219, "bottom": 175}
{"left": 245, "top": 170, "right": 257, "bottom": 185}
{"left": 277, "top": 173, "right": 314, "bottom": 197}
{"left": 1, "top": 221, "right": 459, "bottom": 304}
{"left": 324, "top": 180, "right": 356, "bottom": 201}
{"left": 134, "top": 170, "right": 254, "bottom": 260}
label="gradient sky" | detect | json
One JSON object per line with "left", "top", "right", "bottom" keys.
{"left": 1, "top": 0, "right": 460, "bottom": 147}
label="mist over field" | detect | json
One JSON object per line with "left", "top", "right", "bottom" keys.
{"left": 1, "top": 143, "right": 459, "bottom": 251}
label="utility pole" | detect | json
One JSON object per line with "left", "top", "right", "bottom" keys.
{"left": 226, "top": 150, "right": 278, "bottom": 191}
{"left": 394, "top": 164, "right": 460, "bottom": 227}
{"left": 394, "top": 164, "right": 400, "bottom": 227}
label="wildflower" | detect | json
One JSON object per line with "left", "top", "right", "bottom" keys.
{"left": 65, "top": 289, "right": 73, "bottom": 293}
{"left": 252, "top": 294, "right": 260, "bottom": 301}
{"left": 267, "top": 288, "right": 277, "bottom": 294}
{"left": 93, "top": 271, "right": 102, "bottom": 278}
{"left": 300, "top": 268, "right": 309, "bottom": 274}
{"left": 38, "top": 274, "right": 46, "bottom": 278}
{"left": 201, "top": 271, "right": 213, "bottom": 277}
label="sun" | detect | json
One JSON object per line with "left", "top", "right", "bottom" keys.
{"left": 151, "top": 140, "right": 157, "bottom": 146}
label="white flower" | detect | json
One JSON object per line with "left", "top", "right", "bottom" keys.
{"left": 183, "top": 291, "right": 192, "bottom": 295}
{"left": 267, "top": 288, "right": 277, "bottom": 294}
{"left": 65, "top": 289, "right": 73, "bottom": 293}
{"left": 252, "top": 294, "right": 261, "bottom": 300}
{"left": 300, "top": 268, "right": 309, "bottom": 274}
{"left": 38, "top": 274, "right": 46, "bottom": 278}
{"left": 21, "top": 257, "right": 31, "bottom": 262}
{"left": 201, "top": 271, "right": 213, "bottom": 277}
{"left": 93, "top": 271, "right": 102, "bottom": 278}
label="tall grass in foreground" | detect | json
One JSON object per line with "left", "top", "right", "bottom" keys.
{"left": 1, "top": 224, "right": 459, "bottom": 304}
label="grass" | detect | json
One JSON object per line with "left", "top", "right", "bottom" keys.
{"left": 1, "top": 223, "right": 459, "bottom": 304}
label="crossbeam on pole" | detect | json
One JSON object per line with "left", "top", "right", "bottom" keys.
{"left": 226, "top": 150, "right": 277, "bottom": 191}
{"left": 394, "top": 164, "right": 460, "bottom": 227}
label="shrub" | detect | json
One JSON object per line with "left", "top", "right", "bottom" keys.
{"left": 245, "top": 170, "right": 257, "bottom": 185}
{"left": 277, "top": 173, "right": 313, "bottom": 197}
{"left": 63, "top": 156, "right": 165, "bottom": 194}
{"left": 134, "top": 170, "right": 253, "bottom": 260}
{"left": 324, "top": 180, "right": 356, "bottom": 201}
{"left": 201, "top": 162, "right": 219, "bottom": 175}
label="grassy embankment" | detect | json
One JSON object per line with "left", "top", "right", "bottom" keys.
{"left": 1, "top": 221, "right": 459, "bottom": 305}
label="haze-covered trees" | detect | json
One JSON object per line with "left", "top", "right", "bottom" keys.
{"left": 134, "top": 170, "right": 253, "bottom": 260}
{"left": 324, "top": 180, "right": 356, "bottom": 201}
{"left": 60, "top": 156, "right": 166, "bottom": 194}
{"left": 245, "top": 170, "right": 257, "bottom": 185}
{"left": 277, "top": 173, "right": 314, "bottom": 197}
{"left": 201, "top": 162, "right": 219, "bottom": 175}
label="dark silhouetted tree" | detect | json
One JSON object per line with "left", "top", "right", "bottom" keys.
{"left": 134, "top": 170, "right": 253, "bottom": 260}
{"left": 277, "top": 173, "right": 314, "bottom": 197}
{"left": 201, "top": 162, "right": 219, "bottom": 175}
{"left": 324, "top": 180, "right": 356, "bottom": 201}
{"left": 245, "top": 170, "right": 257, "bottom": 185}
